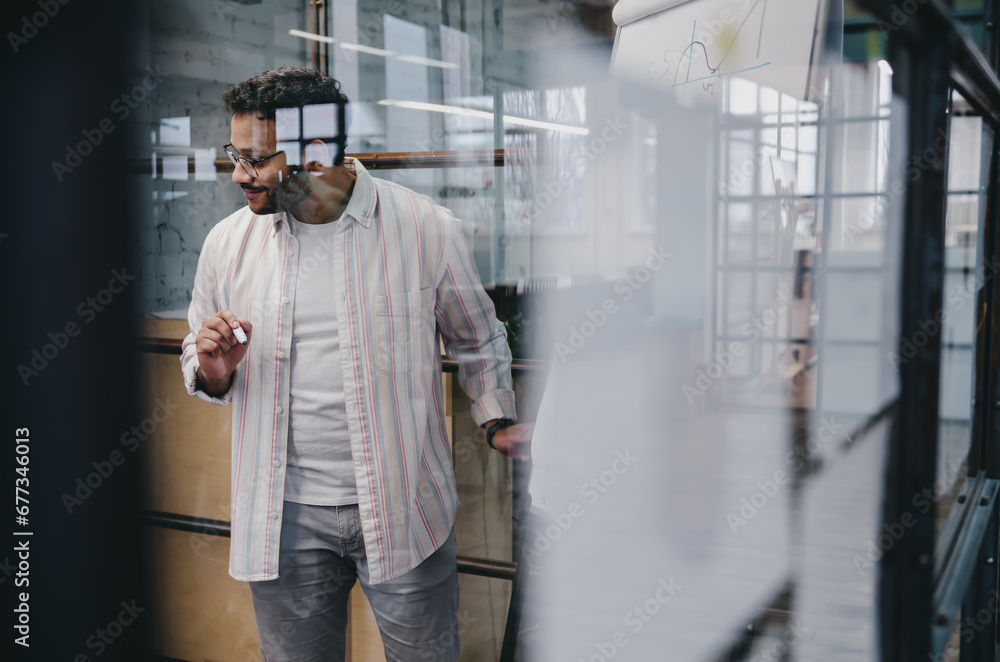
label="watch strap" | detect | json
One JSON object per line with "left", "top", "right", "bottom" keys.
{"left": 486, "top": 418, "right": 515, "bottom": 450}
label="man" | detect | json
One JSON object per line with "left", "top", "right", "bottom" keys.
{"left": 180, "top": 66, "right": 531, "bottom": 661}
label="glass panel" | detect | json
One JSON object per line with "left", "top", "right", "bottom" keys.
{"left": 947, "top": 115, "right": 983, "bottom": 191}
{"left": 797, "top": 61, "right": 904, "bottom": 661}
{"left": 118, "top": 1, "right": 985, "bottom": 659}
{"left": 829, "top": 120, "right": 879, "bottom": 193}
{"left": 935, "top": 95, "right": 986, "bottom": 508}
{"left": 726, "top": 202, "right": 754, "bottom": 264}
{"left": 504, "top": 86, "right": 588, "bottom": 235}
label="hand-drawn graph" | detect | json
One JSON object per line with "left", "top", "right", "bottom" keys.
{"left": 611, "top": 0, "right": 822, "bottom": 102}
{"left": 667, "top": 0, "right": 771, "bottom": 94}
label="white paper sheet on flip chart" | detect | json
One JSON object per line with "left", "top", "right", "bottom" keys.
{"left": 611, "top": 0, "right": 822, "bottom": 102}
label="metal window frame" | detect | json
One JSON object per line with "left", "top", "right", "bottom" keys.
{"left": 853, "top": 0, "right": 1000, "bottom": 659}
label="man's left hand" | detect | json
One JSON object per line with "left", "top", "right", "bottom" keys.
{"left": 489, "top": 423, "right": 534, "bottom": 461}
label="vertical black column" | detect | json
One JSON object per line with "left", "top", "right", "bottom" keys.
{"left": 963, "top": 125, "right": 1000, "bottom": 661}
{"left": 486, "top": 0, "right": 505, "bottom": 283}
{"left": 0, "top": 0, "right": 150, "bottom": 660}
{"left": 968, "top": 2, "right": 1000, "bottom": 658}
{"left": 875, "top": 6, "right": 952, "bottom": 662}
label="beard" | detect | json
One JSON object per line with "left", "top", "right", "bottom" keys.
{"left": 242, "top": 169, "right": 311, "bottom": 215}
{"left": 244, "top": 188, "right": 278, "bottom": 215}
{"left": 275, "top": 170, "right": 313, "bottom": 210}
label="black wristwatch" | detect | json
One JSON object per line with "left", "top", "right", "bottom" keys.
{"left": 485, "top": 418, "right": 515, "bottom": 450}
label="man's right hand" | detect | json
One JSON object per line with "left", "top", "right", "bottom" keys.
{"left": 195, "top": 309, "right": 253, "bottom": 396}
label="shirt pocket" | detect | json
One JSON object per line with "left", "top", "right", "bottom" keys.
{"left": 375, "top": 288, "right": 431, "bottom": 374}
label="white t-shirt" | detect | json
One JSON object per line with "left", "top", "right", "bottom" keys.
{"left": 283, "top": 215, "right": 358, "bottom": 505}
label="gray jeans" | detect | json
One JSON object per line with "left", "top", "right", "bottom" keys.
{"left": 249, "top": 500, "right": 460, "bottom": 662}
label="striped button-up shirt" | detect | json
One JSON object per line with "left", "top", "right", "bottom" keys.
{"left": 180, "top": 157, "right": 516, "bottom": 583}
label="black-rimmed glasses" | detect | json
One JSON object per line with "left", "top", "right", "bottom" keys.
{"left": 224, "top": 143, "right": 284, "bottom": 178}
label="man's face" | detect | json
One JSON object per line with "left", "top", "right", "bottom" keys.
{"left": 228, "top": 113, "right": 310, "bottom": 215}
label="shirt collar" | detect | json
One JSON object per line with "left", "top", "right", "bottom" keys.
{"left": 271, "top": 156, "right": 377, "bottom": 235}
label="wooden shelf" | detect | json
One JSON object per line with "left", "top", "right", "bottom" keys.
{"left": 135, "top": 335, "right": 547, "bottom": 374}
{"left": 129, "top": 149, "right": 506, "bottom": 175}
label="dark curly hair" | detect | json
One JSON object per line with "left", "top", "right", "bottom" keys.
{"left": 223, "top": 66, "right": 350, "bottom": 121}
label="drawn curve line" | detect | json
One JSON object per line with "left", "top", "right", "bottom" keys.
{"left": 671, "top": 0, "right": 769, "bottom": 90}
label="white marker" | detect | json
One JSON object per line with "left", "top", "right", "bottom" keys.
{"left": 233, "top": 323, "right": 248, "bottom": 345}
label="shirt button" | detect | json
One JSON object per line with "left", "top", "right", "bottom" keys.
{"left": 278, "top": 351, "right": 285, "bottom": 358}
{"left": 270, "top": 512, "right": 278, "bottom": 519}
{"left": 282, "top": 297, "right": 289, "bottom": 304}
{"left": 277, "top": 406, "right": 283, "bottom": 413}
{"left": 273, "top": 460, "right": 280, "bottom": 467}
